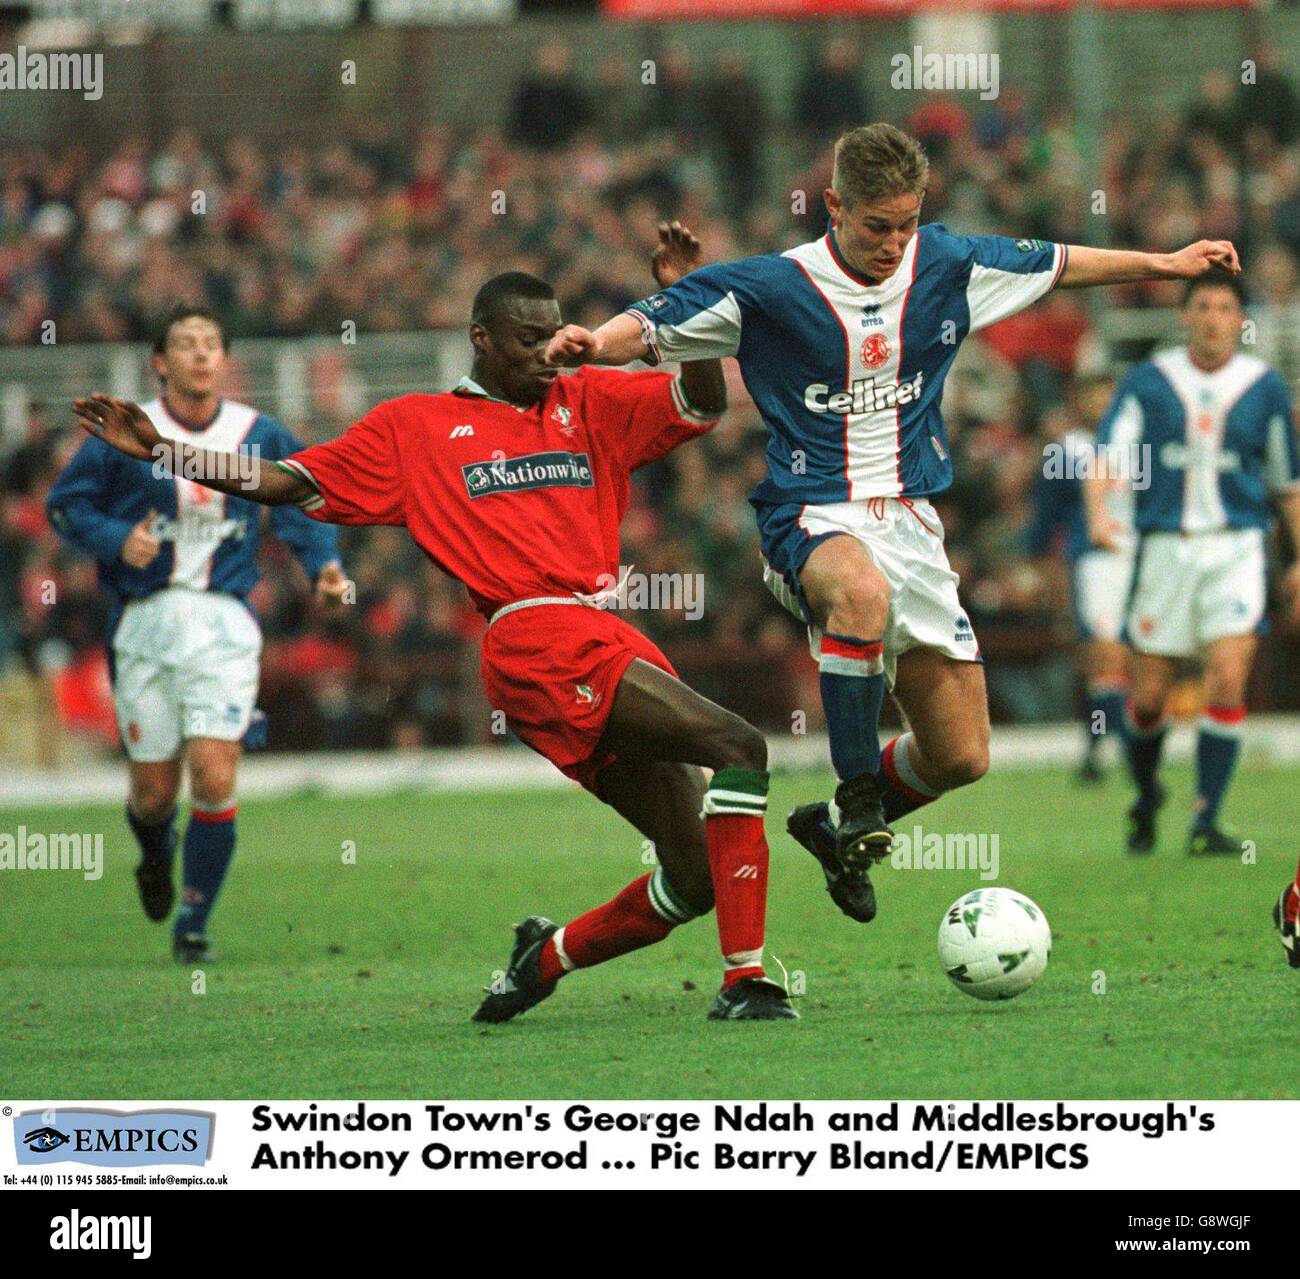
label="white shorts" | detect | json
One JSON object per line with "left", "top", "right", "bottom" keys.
{"left": 1125, "top": 528, "right": 1266, "bottom": 658}
{"left": 762, "top": 496, "right": 978, "bottom": 688}
{"left": 1074, "top": 548, "right": 1136, "bottom": 644}
{"left": 112, "top": 588, "right": 262, "bottom": 762}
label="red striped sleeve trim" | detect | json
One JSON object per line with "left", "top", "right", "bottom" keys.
{"left": 1050, "top": 243, "right": 1069, "bottom": 288}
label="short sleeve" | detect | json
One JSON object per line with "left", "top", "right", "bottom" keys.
{"left": 577, "top": 366, "right": 718, "bottom": 472}
{"left": 625, "top": 258, "right": 770, "bottom": 365}
{"left": 279, "top": 402, "right": 406, "bottom": 526}
{"left": 960, "top": 235, "right": 1068, "bottom": 333}
{"left": 1263, "top": 372, "right": 1300, "bottom": 494}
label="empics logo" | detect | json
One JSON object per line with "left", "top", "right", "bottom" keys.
{"left": 50, "top": 1211, "right": 151, "bottom": 1261}
{"left": 14, "top": 1109, "right": 213, "bottom": 1168}
{"left": 22, "top": 1126, "right": 69, "bottom": 1153}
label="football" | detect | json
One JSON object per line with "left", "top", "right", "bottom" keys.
{"left": 938, "top": 888, "right": 1052, "bottom": 1001}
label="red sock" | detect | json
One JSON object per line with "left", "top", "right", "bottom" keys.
{"left": 538, "top": 871, "right": 689, "bottom": 985}
{"left": 1288, "top": 859, "right": 1300, "bottom": 926}
{"left": 703, "top": 767, "right": 770, "bottom": 989}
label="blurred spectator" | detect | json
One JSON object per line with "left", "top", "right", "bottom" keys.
{"left": 793, "top": 37, "right": 871, "bottom": 145}
{"left": 508, "top": 41, "right": 594, "bottom": 152}
{"left": 700, "top": 52, "right": 768, "bottom": 217}
{"left": 1237, "top": 44, "right": 1298, "bottom": 148}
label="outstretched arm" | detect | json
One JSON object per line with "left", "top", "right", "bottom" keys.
{"left": 73, "top": 395, "right": 311, "bottom": 507}
{"left": 546, "top": 220, "right": 727, "bottom": 416}
{"left": 647, "top": 222, "right": 726, "bottom": 417}
{"left": 549, "top": 313, "right": 650, "bottom": 369}
{"left": 1059, "top": 239, "right": 1240, "bottom": 289}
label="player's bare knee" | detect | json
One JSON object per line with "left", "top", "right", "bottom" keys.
{"left": 938, "top": 744, "right": 989, "bottom": 790}
{"left": 130, "top": 784, "right": 176, "bottom": 824}
{"left": 190, "top": 761, "right": 237, "bottom": 807}
{"left": 711, "top": 713, "right": 767, "bottom": 772}
{"left": 674, "top": 866, "right": 714, "bottom": 916}
{"left": 825, "top": 570, "right": 889, "bottom": 639}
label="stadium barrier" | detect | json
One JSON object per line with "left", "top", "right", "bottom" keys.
{"left": 5, "top": 716, "right": 1300, "bottom": 808}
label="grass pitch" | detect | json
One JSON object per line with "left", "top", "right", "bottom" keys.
{"left": 2, "top": 761, "right": 1295, "bottom": 1100}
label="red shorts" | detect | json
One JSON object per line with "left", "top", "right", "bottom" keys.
{"left": 480, "top": 603, "right": 677, "bottom": 790}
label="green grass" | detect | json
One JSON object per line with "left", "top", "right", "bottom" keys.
{"left": 1, "top": 762, "right": 1295, "bottom": 1100}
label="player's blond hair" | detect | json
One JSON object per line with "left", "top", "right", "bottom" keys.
{"left": 831, "top": 124, "right": 929, "bottom": 208}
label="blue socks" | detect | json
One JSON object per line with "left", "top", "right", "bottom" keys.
{"left": 1195, "top": 706, "right": 1244, "bottom": 831}
{"left": 174, "top": 804, "right": 237, "bottom": 939}
{"left": 818, "top": 633, "right": 886, "bottom": 781}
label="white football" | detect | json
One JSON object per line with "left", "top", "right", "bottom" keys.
{"left": 937, "top": 887, "right": 1051, "bottom": 1001}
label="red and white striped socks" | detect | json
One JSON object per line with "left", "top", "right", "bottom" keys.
{"left": 538, "top": 867, "right": 698, "bottom": 986}
{"left": 877, "top": 732, "right": 942, "bottom": 822}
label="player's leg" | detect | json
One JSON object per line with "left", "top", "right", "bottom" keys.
{"left": 523, "top": 760, "right": 712, "bottom": 995}
{"left": 592, "top": 660, "right": 793, "bottom": 1018}
{"left": 172, "top": 600, "right": 261, "bottom": 960}
{"left": 114, "top": 649, "right": 182, "bottom": 922}
{"left": 474, "top": 656, "right": 793, "bottom": 1022}
{"left": 1187, "top": 632, "right": 1255, "bottom": 855}
{"left": 1188, "top": 529, "right": 1266, "bottom": 853}
{"left": 173, "top": 737, "right": 242, "bottom": 961}
{"left": 1072, "top": 549, "right": 1134, "bottom": 781}
{"left": 1120, "top": 532, "right": 1194, "bottom": 853}
{"left": 881, "top": 646, "right": 990, "bottom": 816}
{"left": 126, "top": 758, "right": 182, "bottom": 922}
{"left": 787, "top": 647, "right": 986, "bottom": 924}
{"left": 1122, "top": 651, "right": 1177, "bottom": 853}
{"left": 1080, "top": 637, "right": 1130, "bottom": 781}
{"left": 798, "top": 533, "right": 892, "bottom": 865}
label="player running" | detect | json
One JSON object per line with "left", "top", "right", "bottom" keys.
{"left": 545, "top": 122, "right": 1242, "bottom": 923}
{"left": 47, "top": 305, "right": 347, "bottom": 962}
{"left": 1028, "top": 377, "right": 1135, "bottom": 783}
{"left": 1086, "top": 271, "right": 1300, "bottom": 856}
{"left": 71, "top": 226, "right": 800, "bottom": 1023}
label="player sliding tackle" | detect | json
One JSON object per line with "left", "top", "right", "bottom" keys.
{"left": 548, "top": 122, "right": 1242, "bottom": 925}
{"left": 73, "top": 224, "right": 799, "bottom": 1023}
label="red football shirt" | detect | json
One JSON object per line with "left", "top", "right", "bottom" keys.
{"left": 280, "top": 367, "right": 717, "bottom": 618}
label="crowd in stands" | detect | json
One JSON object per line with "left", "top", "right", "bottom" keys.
{"left": 2, "top": 37, "right": 1299, "bottom": 753}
